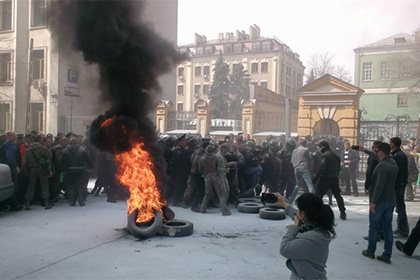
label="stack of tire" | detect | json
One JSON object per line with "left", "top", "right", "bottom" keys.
{"left": 127, "top": 206, "right": 194, "bottom": 238}
{"left": 237, "top": 198, "right": 285, "bottom": 220}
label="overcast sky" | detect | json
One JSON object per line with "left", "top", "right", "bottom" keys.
{"left": 178, "top": 0, "right": 420, "bottom": 82}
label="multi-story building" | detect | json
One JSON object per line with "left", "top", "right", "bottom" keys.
{"left": 176, "top": 25, "right": 304, "bottom": 113}
{"left": 0, "top": 0, "right": 177, "bottom": 135}
{"left": 354, "top": 32, "right": 420, "bottom": 140}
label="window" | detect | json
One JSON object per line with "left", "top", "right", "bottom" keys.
{"left": 177, "top": 85, "right": 184, "bottom": 95}
{"left": 251, "top": 62, "right": 258, "bottom": 73}
{"left": 196, "top": 47, "right": 203, "bottom": 55}
{"left": 380, "top": 61, "right": 391, "bottom": 80}
{"left": 362, "top": 62, "right": 372, "bottom": 81}
{"left": 223, "top": 45, "right": 231, "bottom": 53}
{"left": 262, "top": 41, "right": 272, "bottom": 51}
{"left": 31, "top": 0, "right": 46, "bottom": 27}
{"left": 232, "top": 63, "right": 241, "bottom": 73}
{"left": 0, "top": 52, "right": 11, "bottom": 84}
{"left": 252, "top": 42, "right": 261, "bottom": 52}
{"left": 32, "top": 49, "right": 44, "bottom": 80}
{"left": 297, "top": 73, "right": 303, "bottom": 87}
{"left": 194, "top": 84, "right": 200, "bottom": 95}
{"left": 178, "top": 67, "right": 184, "bottom": 77}
{"left": 397, "top": 94, "right": 408, "bottom": 107}
{"left": 203, "top": 65, "right": 210, "bottom": 76}
{"left": 203, "top": 84, "right": 209, "bottom": 94}
{"left": 394, "top": 37, "right": 407, "bottom": 44}
{"left": 177, "top": 103, "right": 183, "bottom": 112}
{"left": 30, "top": 103, "right": 43, "bottom": 132}
{"left": 204, "top": 46, "right": 214, "bottom": 55}
{"left": 260, "top": 81, "right": 268, "bottom": 88}
{"left": 233, "top": 43, "right": 243, "bottom": 53}
{"left": 0, "top": 0, "right": 12, "bottom": 31}
{"left": 195, "top": 66, "right": 201, "bottom": 77}
{"left": 0, "top": 103, "right": 10, "bottom": 132}
{"left": 261, "top": 62, "right": 268, "bottom": 73}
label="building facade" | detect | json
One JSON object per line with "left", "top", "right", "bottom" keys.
{"left": 354, "top": 32, "right": 420, "bottom": 140}
{"left": 0, "top": 0, "right": 177, "bottom": 135}
{"left": 176, "top": 25, "right": 304, "bottom": 113}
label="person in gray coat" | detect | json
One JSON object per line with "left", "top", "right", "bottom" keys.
{"left": 274, "top": 192, "right": 335, "bottom": 279}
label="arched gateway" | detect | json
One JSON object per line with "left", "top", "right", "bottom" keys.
{"left": 296, "top": 74, "right": 364, "bottom": 144}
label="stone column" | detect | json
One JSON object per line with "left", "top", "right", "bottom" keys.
{"left": 241, "top": 99, "right": 256, "bottom": 139}
{"left": 155, "top": 100, "right": 172, "bottom": 134}
{"left": 195, "top": 99, "right": 213, "bottom": 137}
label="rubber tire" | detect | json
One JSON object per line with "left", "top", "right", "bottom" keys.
{"left": 237, "top": 202, "right": 264, "bottom": 213}
{"left": 127, "top": 209, "right": 163, "bottom": 239}
{"left": 259, "top": 207, "right": 286, "bottom": 220}
{"left": 158, "top": 219, "right": 194, "bottom": 237}
{"left": 162, "top": 205, "right": 175, "bottom": 220}
{"left": 238, "top": 198, "right": 261, "bottom": 204}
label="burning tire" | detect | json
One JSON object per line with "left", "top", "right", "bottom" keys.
{"left": 127, "top": 209, "right": 163, "bottom": 239}
{"left": 237, "top": 202, "right": 264, "bottom": 213}
{"left": 158, "top": 219, "right": 194, "bottom": 237}
{"left": 259, "top": 207, "right": 285, "bottom": 220}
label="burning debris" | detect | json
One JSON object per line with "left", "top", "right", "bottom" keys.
{"left": 48, "top": 1, "right": 188, "bottom": 238}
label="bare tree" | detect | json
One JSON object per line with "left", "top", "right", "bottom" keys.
{"left": 304, "top": 52, "right": 352, "bottom": 84}
{"left": 389, "top": 29, "right": 420, "bottom": 93}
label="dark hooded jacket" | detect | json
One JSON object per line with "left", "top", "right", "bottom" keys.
{"left": 61, "top": 144, "right": 92, "bottom": 171}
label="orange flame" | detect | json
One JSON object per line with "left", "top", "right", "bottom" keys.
{"left": 115, "top": 141, "right": 166, "bottom": 223}
{"left": 101, "top": 117, "right": 114, "bottom": 128}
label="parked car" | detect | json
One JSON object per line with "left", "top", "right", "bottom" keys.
{"left": 0, "top": 163, "right": 14, "bottom": 203}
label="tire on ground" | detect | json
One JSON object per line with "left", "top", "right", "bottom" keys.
{"left": 127, "top": 209, "right": 163, "bottom": 239}
{"left": 237, "top": 202, "right": 264, "bottom": 213}
{"left": 259, "top": 207, "right": 286, "bottom": 220}
{"left": 238, "top": 198, "right": 261, "bottom": 204}
{"left": 158, "top": 219, "right": 194, "bottom": 237}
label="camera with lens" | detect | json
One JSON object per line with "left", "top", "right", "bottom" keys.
{"left": 261, "top": 193, "right": 278, "bottom": 204}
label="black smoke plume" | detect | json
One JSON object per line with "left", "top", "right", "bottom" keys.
{"left": 48, "top": 1, "right": 185, "bottom": 195}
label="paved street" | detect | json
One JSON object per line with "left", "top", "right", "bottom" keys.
{"left": 1, "top": 180, "right": 419, "bottom": 280}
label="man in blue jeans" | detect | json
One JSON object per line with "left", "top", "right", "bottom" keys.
{"left": 289, "top": 139, "right": 314, "bottom": 203}
{"left": 362, "top": 143, "right": 398, "bottom": 264}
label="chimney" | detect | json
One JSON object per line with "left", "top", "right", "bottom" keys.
{"left": 194, "top": 33, "right": 204, "bottom": 45}
{"left": 236, "top": 30, "right": 242, "bottom": 40}
{"left": 250, "top": 24, "right": 260, "bottom": 40}
{"left": 218, "top": 33, "right": 224, "bottom": 40}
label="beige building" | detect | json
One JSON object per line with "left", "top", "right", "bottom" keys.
{"left": 0, "top": 0, "right": 177, "bottom": 135}
{"left": 176, "top": 25, "right": 304, "bottom": 113}
{"left": 296, "top": 74, "right": 364, "bottom": 144}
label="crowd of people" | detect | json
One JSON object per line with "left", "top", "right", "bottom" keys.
{"left": 1, "top": 129, "right": 419, "bottom": 275}
{"left": 162, "top": 133, "right": 356, "bottom": 219}
{"left": 0, "top": 131, "right": 97, "bottom": 211}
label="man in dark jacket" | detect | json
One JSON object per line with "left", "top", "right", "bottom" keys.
{"left": 390, "top": 137, "right": 409, "bottom": 238}
{"left": 362, "top": 142, "right": 398, "bottom": 264}
{"left": 61, "top": 138, "right": 92, "bottom": 206}
{"left": 313, "top": 140, "right": 347, "bottom": 220}
{"left": 359, "top": 141, "right": 382, "bottom": 194}
{"left": 23, "top": 134, "right": 53, "bottom": 210}
{"left": 168, "top": 134, "right": 191, "bottom": 206}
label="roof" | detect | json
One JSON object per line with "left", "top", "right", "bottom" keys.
{"left": 354, "top": 32, "right": 415, "bottom": 51}
{"left": 297, "top": 74, "right": 364, "bottom": 95}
